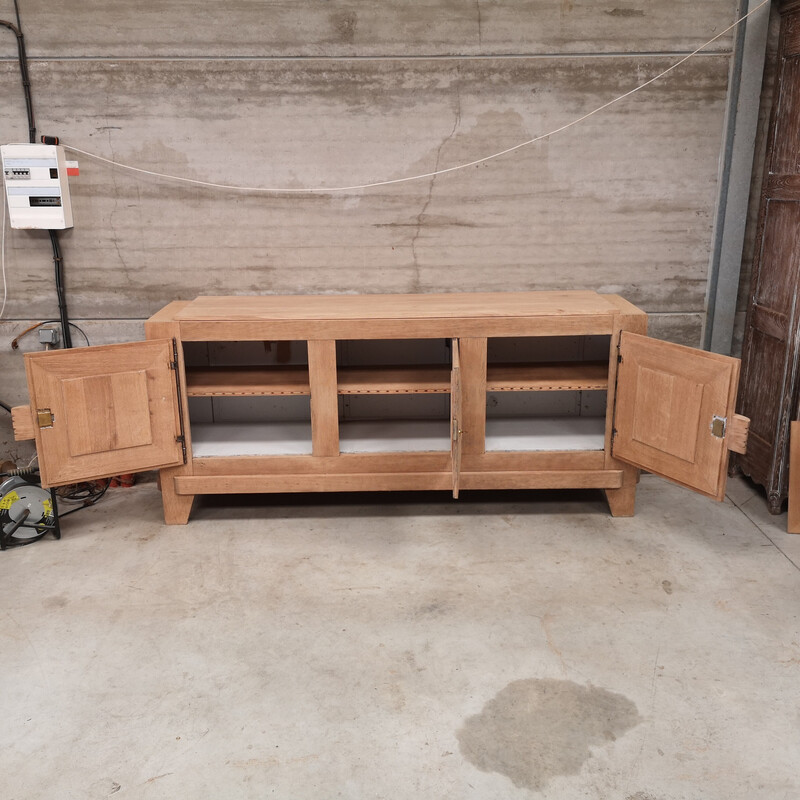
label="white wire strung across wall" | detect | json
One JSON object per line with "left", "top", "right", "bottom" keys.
{"left": 62, "top": 0, "right": 770, "bottom": 195}
{"left": 0, "top": 0, "right": 771, "bottom": 322}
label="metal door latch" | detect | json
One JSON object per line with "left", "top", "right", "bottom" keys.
{"left": 36, "top": 409, "right": 54, "bottom": 428}
{"left": 710, "top": 415, "right": 727, "bottom": 438}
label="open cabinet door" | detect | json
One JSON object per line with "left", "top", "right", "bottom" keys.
{"left": 612, "top": 332, "right": 749, "bottom": 501}
{"left": 451, "top": 339, "right": 462, "bottom": 499}
{"left": 19, "top": 339, "right": 185, "bottom": 487}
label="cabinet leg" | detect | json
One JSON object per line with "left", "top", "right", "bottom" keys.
{"left": 604, "top": 485, "right": 636, "bottom": 517}
{"left": 162, "top": 493, "right": 194, "bottom": 525}
{"left": 161, "top": 480, "right": 194, "bottom": 525}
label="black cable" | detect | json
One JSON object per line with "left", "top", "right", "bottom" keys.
{"left": 4, "top": 8, "right": 71, "bottom": 349}
{"left": 0, "top": 400, "right": 11, "bottom": 413}
{"left": 0, "top": 12, "right": 35, "bottom": 143}
{"left": 11, "top": 319, "right": 91, "bottom": 349}
{"left": 58, "top": 481, "right": 106, "bottom": 501}
{"left": 1, "top": 469, "right": 109, "bottom": 522}
{"left": 39, "top": 319, "right": 89, "bottom": 347}
{"left": 58, "top": 480, "right": 109, "bottom": 518}
{"left": 14, "top": 0, "right": 34, "bottom": 143}
{"left": 49, "top": 230, "right": 72, "bottom": 348}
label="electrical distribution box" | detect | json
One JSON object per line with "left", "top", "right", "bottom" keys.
{"left": 1, "top": 143, "right": 74, "bottom": 229}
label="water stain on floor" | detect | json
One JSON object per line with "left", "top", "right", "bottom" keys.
{"left": 457, "top": 678, "right": 642, "bottom": 792}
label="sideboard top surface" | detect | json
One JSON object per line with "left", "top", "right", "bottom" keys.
{"left": 173, "top": 291, "right": 639, "bottom": 323}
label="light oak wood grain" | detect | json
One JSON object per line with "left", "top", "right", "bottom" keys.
{"left": 144, "top": 309, "right": 196, "bottom": 525}
{"left": 177, "top": 292, "right": 623, "bottom": 322}
{"left": 185, "top": 361, "right": 609, "bottom": 397}
{"left": 23, "top": 292, "right": 743, "bottom": 524}
{"left": 486, "top": 362, "right": 608, "bottom": 391}
{"left": 789, "top": 422, "right": 800, "bottom": 533}
{"left": 612, "top": 331, "right": 742, "bottom": 501}
{"left": 10, "top": 406, "right": 35, "bottom": 441}
{"left": 459, "top": 469, "right": 623, "bottom": 491}
{"left": 339, "top": 365, "right": 450, "bottom": 394}
{"left": 308, "top": 340, "right": 340, "bottom": 457}
{"left": 175, "top": 292, "right": 640, "bottom": 341}
{"left": 25, "top": 339, "right": 184, "bottom": 487}
{"left": 175, "top": 473, "right": 454, "bottom": 494}
{"left": 451, "top": 339, "right": 462, "bottom": 499}
{"left": 186, "top": 366, "right": 311, "bottom": 396}
{"left": 460, "top": 338, "right": 488, "bottom": 456}
{"left": 727, "top": 414, "right": 750, "bottom": 455}
{"left": 603, "top": 307, "right": 647, "bottom": 516}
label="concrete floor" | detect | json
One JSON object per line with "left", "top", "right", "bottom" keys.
{"left": 1, "top": 474, "right": 799, "bottom": 800}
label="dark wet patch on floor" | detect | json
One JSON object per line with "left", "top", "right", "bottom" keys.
{"left": 457, "top": 678, "right": 642, "bottom": 791}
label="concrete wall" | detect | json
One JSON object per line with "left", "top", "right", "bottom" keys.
{"left": 1, "top": 0, "right": 746, "bottom": 461}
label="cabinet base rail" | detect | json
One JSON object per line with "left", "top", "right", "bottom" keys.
{"left": 172, "top": 469, "right": 624, "bottom": 495}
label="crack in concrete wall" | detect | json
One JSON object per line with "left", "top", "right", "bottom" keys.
{"left": 410, "top": 75, "right": 463, "bottom": 293}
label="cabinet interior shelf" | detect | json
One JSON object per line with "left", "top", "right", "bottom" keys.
{"left": 338, "top": 366, "right": 450, "bottom": 394}
{"left": 186, "top": 361, "right": 609, "bottom": 397}
{"left": 186, "top": 366, "right": 310, "bottom": 396}
{"left": 487, "top": 361, "right": 608, "bottom": 392}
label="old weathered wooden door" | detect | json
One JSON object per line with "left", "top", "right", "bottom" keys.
{"left": 737, "top": 0, "right": 800, "bottom": 512}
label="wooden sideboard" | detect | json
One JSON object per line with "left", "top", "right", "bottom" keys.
{"left": 12, "top": 292, "right": 748, "bottom": 524}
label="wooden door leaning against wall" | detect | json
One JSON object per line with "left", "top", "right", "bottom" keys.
{"left": 736, "top": 0, "right": 800, "bottom": 514}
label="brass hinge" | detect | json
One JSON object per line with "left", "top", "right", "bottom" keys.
{"left": 37, "top": 409, "right": 54, "bottom": 428}
{"left": 710, "top": 415, "right": 727, "bottom": 438}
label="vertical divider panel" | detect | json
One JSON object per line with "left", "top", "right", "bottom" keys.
{"left": 459, "top": 337, "right": 487, "bottom": 455}
{"left": 308, "top": 339, "right": 340, "bottom": 457}
{"left": 144, "top": 301, "right": 196, "bottom": 525}
{"left": 451, "top": 339, "right": 462, "bottom": 499}
{"left": 603, "top": 300, "right": 648, "bottom": 516}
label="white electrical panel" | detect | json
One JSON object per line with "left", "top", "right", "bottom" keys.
{"left": 1, "top": 143, "right": 74, "bottom": 229}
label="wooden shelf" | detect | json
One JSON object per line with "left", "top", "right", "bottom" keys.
{"left": 486, "top": 362, "right": 608, "bottom": 391}
{"left": 186, "top": 366, "right": 310, "bottom": 396}
{"left": 337, "top": 365, "right": 450, "bottom": 394}
{"left": 336, "top": 362, "right": 608, "bottom": 394}
{"left": 186, "top": 362, "right": 608, "bottom": 397}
